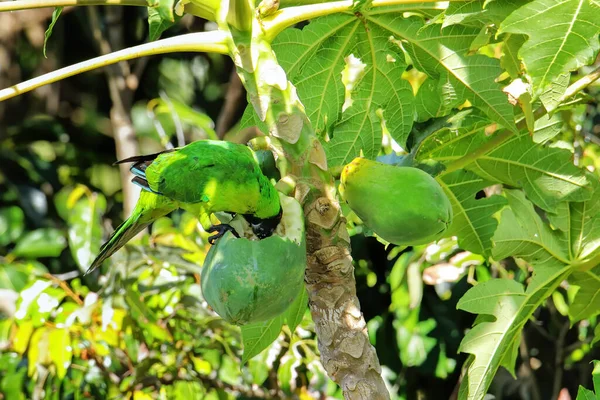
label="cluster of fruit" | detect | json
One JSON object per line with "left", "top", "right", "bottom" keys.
{"left": 203, "top": 156, "right": 453, "bottom": 326}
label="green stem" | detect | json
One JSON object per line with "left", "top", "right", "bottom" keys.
{"left": 441, "top": 129, "right": 513, "bottom": 175}
{"left": 572, "top": 251, "right": 600, "bottom": 272}
{"left": 329, "top": 165, "right": 343, "bottom": 179}
{"left": 560, "top": 65, "right": 600, "bottom": 103}
{"left": 227, "top": 0, "right": 253, "bottom": 31}
{"left": 0, "top": 0, "right": 147, "bottom": 12}
{"left": 263, "top": 0, "right": 452, "bottom": 40}
{"left": 0, "top": 32, "right": 229, "bottom": 102}
{"left": 262, "top": 0, "right": 352, "bottom": 40}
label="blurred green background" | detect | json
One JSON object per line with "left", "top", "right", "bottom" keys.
{"left": 2, "top": 7, "right": 600, "bottom": 400}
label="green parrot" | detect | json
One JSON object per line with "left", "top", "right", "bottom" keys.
{"left": 85, "top": 140, "right": 282, "bottom": 274}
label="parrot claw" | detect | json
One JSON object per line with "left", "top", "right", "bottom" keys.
{"left": 207, "top": 224, "right": 240, "bottom": 245}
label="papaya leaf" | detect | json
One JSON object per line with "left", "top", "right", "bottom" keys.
{"left": 468, "top": 133, "right": 591, "bottom": 213}
{"left": 241, "top": 315, "right": 284, "bottom": 364}
{"left": 417, "top": 111, "right": 591, "bottom": 213}
{"left": 539, "top": 73, "right": 570, "bottom": 113}
{"left": 594, "top": 360, "right": 600, "bottom": 394}
{"left": 414, "top": 109, "right": 491, "bottom": 159}
{"left": 272, "top": 13, "right": 414, "bottom": 166}
{"left": 569, "top": 182, "right": 600, "bottom": 261}
{"left": 569, "top": 265, "right": 600, "bottom": 322}
{"left": 438, "top": 170, "right": 507, "bottom": 255}
{"left": 458, "top": 190, "right": 573, "bottom": 399}
{"left": 376, "top": 15, "right": 518, "bottom": 134}
{"left": 43, "top": 7, "right": 63, "bottom": 58}
{"left": 492, "top": 190, "right": 569, "bottom": 264}
{"left": 501, "top": 34, "right": 526, "bottom": 79}
{"left": 499, "top": 0, "right": 600, "bottom": 93}
{"left": 283, "top": 287, "right": 308, "bottom": 335}
{"left": 532, "top": 113, "right": 562, "bottom": 144}
{"left": 457, "top": 264, "right": 570, "bottom": 399}
{"left": 442, "top": 0, "right": 524, "bottom": 29}
{"left": 414, "top": 74, "right": 462, "bottom": 122}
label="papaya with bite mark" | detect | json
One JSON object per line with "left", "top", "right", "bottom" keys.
{"left": 201, "top": 193, "right": 306, "bottom": 325}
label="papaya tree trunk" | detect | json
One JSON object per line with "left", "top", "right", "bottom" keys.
{"left": 218, "top": 1, "right": 389, "bottom": 397}
{"left": 303, "top": 177, "right": 390, "bottom": 399}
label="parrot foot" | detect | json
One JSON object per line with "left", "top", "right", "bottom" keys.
{"left": 207, "top": 224, "right": 240, "bottom": 245}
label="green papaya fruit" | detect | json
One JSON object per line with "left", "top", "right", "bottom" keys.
{"left": 201, "top": 193, "right": 306, "bottom": 325}
{"left": 340, "top": 157, "right": 453, "bottom": 245}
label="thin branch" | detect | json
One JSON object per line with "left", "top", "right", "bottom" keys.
{"left": 44, "top": 273, "right": 83, "bottom": 305}
{"left": 519, "top": 332, "right": 541, "bottom": 400}
{"left": 0, "top": 0, "right": 147, "bottom": 12}
{"left": 88, "top": 6, "right": 141, "bottom": 215}
{"left": 0, "top": 31, "right": 229, "bottom": 102}
{"left": 216, "top": 68, "right": 244, "bottom": 138}
{"left": 561, "top": 65, "right": 600, "bottom": 102}
{"left": 552, "top": 321, "right": 570, "bottom": 400}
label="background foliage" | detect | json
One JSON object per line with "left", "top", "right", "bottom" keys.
{"left": 1, "top": 1, "right": 600, "bottom": 399}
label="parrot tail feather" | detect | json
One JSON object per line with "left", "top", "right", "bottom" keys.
{"left": 131, "top": 176, "right": 162, "bottom": 195}
{"left": 85, "top": 214, "right": 150, "bottom": 275}
{"left": 113, "top": 149, "right": 173, "bottom": 166}
{"left": 130, "top": 161, "right": 149, "bottom": 179}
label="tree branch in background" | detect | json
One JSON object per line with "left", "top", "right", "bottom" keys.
{"left": 216, "top": 68, "right": 244, "bottom": 139}
{"left": 87, "top": 6, "right": 140, "bottom": 215}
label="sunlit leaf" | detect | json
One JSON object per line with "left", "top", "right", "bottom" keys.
{"left": 48, "top": 328, "right": 71, "bottom": 379}
{"left": 13, "top": 228, "right": 67, "bottom": 259}
{"left": 241, "top": 315, "right": 284, "bottom": 364}
{"left": 27, "top": 328, "right": 50, "bottom": 377}
{"left": 273, "top": 13, "right": 414, "bottom": 166}
{"left": 283, "top": 286, "right": 307, "bottom": 335}
{"left": 0, "top": 261, "right": 47, "bottom": 291}
{"left": 67, "top": 192, "right": 106, "bottom": 272}
{"left": 458, "top": 190, "right": 573, "bottom": 400}
{"left": 0, "top": 206, "right": 25, "bottom": 246}
{"left": 439, "top": 170, "right": 507, "bottom": 255}
{"left": 500, "top": 0, "right": 600, "bottom": 92}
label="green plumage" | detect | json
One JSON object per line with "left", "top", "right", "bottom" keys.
{"left": 86, "top": 140, "right": 281, "bottom": 274}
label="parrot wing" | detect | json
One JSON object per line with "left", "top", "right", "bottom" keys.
{"left": 144, "top": 141, "right": 258, "bottom": 205}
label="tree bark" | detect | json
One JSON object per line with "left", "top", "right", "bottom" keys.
{"left": 302, "top": 188, "right": 389, "bottom": 399}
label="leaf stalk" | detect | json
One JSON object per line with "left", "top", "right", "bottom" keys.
{"left": 0, "top": 0, "right": 147, "bottom": 12}
{"left": 0, "top": 32, "right": 229, "bottom": 102}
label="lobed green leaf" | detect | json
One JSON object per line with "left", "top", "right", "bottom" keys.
{"left": 500, "top": 0, "right": 600, "bottom": 93}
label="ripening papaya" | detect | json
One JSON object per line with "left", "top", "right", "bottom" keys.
{"left": 201, "top": 193, "right": 306, "bottom": 325}
{"left": 340, "top": 157, "right": 453, "bottom": 245}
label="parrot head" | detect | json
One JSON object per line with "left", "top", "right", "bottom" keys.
{"left": 243, "top": 208, "right": 283, "bottom": 239}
